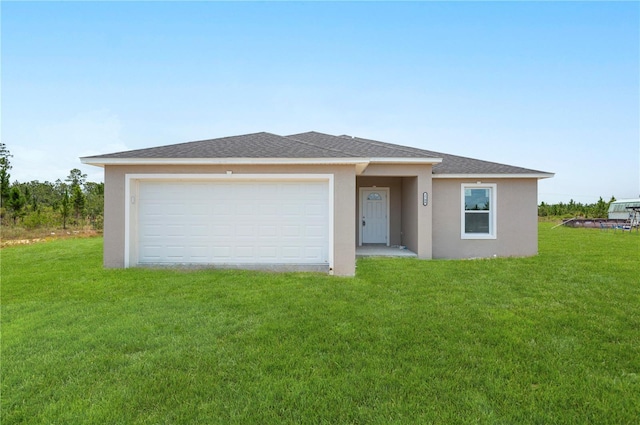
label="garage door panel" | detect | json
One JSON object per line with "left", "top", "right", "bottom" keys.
{"left": 281, "top": 246, "right": 302, "bottom": 258}
{"left": 259, "top": 225, "right": 277, "bottom": 237}
{"left": 235, "top": 246, "right": 255, "bottom": 258}
{"left": 188, "top": 224, "right": 209, "bottom": 236}
{"left": 189, "top": 246, "right": 209, "bottom": 259}
{"left": 166, "top": 224, "right": 186, "bottom": 236}
{"left": 258, "top": 246, "right": 278, "bottom": 259}
{"left": 212, "top": 204, "right": 232, "bottom": 215}
{"left": 236, "top": 205, "right": 256, "bottom": 216}
{"left": 256, "top": 184, "right": 278, "bottom": 199}
{"left": 190, "top": 204, "right": 210, "bottom": 215}
{"left": 165, "top": 245, "right": 185, "bottom": 258}
{"left": 141, "top": 224, "right": 163, "bottom": 237}
{"left": 236, "top": 225, "right": 255, "bottom": 237}
{"left": 305, "top": 225, "right": 325, "bottom": 237}
{"left": 212, "top": 225, "right": 232, "bottom": 236}
{"left": 261, "top": 204, "right": 279, "bottom": 215}
{"left": 282, "top": 225, "right": 301, "bottom": 237}
{"left": 305, "top": 203, "right": 325, "bottom": 216}
{"left": 304, "top": 247, "right": 322, "bottom": 260}
{"left": 212, "top": 246, "right": 232, "bottom": 258}
{"left": 282, "top": 204, "right": 304, "bottom": 216}
{"left": 136, "top": 180, "right": 329, "bottom": 265}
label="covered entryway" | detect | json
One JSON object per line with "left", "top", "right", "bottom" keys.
{"left": 128, "top": 176, "right": 332, "bottom": 269}
{"left": 355, "top": 171, "right": 432, "bottom": 260}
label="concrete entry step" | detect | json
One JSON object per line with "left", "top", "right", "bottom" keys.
{"left": 356, "top": 245, "right": 418, "bottom": 258}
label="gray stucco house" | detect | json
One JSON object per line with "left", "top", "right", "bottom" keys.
{"left": 81, "top": 131, "right": 553, "bottom": 276}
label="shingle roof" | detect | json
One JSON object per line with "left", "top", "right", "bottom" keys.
{"left": 287, "top": 131, "right": 443, "bottom": 158}
{"left": 289, "top": 132, "right": 548, "bottom": 175}
{"left": 87, "top": 132, "right": 342, "bottom": 159}
{"left": 82, "top": 131, "right": 552, "bottom": 176}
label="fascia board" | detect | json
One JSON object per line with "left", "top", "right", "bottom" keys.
{"left": 80, "top": 157, "right": 442, "bottom": 167}
{"left": 433, "top": 173, "right": 555, "bottom": 180}
{"left": 80, "top": 157, "right": 368, "bottom": 167}
{"left": 369, "top": 157, "right": 442, "bottom": 164}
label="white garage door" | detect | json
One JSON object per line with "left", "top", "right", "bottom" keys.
{"left": 135, "top": 180, "right": 330, "bottom": 265}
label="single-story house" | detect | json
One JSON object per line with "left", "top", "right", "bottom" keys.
{"left": 81, "top": 131, "right": 553, "bottom": 276}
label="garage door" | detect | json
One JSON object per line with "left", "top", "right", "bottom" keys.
{"left": 135, "top": 180, "right": 330, "bottom": 265}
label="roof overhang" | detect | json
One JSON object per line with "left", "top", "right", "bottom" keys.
{"left": 433, "top": 173, "right": 555, "bottom": 180}
{"left": 80, "top": 156, "right": 443, "bottom": 176}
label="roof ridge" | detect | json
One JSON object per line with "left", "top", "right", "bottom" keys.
{"left": 300, "top": 131, "right": 443, "bottom": 157}
{"left": 351, "top": 135, "right": 441, "bottom": 157}
{"left": 285, "top": 132, "right": 360, "bottom": 158}
{"left": 186, "top": 131, "right": 276, "bottom": 144}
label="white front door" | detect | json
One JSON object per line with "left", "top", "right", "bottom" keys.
{"left": 361, "top": 188, "right": 388, "bottom": 244}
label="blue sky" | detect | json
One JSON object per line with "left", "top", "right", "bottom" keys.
{"left": 2, "top": 1, "right": 638, "bottom": 204}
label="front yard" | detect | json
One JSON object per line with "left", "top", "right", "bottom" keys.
{"left": 2, "top": 224, "right": 638, "bottom": 424}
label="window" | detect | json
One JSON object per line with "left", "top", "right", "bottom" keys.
{"left": 367, "top": 192, "right": 382, "bottom": 201}
{"left": 461, "top": 184, "right": 496, "bottom": 239}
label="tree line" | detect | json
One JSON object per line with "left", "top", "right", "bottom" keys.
{"left": 0, "top": 143, "right": 104, "bottom": 230}
{"left": 538, "top": 197, "right": 616, "bottom": 219}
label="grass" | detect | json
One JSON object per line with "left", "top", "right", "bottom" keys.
{"left": 1, "top": 224, "right": 639, "bottom": 424}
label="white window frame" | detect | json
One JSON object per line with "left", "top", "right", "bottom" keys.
{"left": 461, "top": 183, "right": 497, "bottom": 240}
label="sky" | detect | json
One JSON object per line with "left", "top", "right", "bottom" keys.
{"left": 2, "top": 1, "right": 638, "bottom": 204}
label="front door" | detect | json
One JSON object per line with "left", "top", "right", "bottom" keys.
{"left": 361, "top": 188, "right": 388, "bottom": 244}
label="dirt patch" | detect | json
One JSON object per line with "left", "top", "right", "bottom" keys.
{"left": 0, "top": 228, "right": 102, "bottom": 249}
{"left": 2, "top": 238, "right": 48, "bottom": 247}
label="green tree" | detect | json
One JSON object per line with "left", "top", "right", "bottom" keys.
{"left": 23, "top": 185, "right": 33, "bottom": 211}
{"left": 85, "top": 182, "right": 104, "bottom": 227}
{"left": 21, "top": 181, "right": 58, "bottom": 208}
{"left": 0, "top": 143, "right": 12, "bottom": 207}
{"left": 538, "top": 201, "right": 549, "bottom": 217}
{"left": 53, "top": 179, "right": 66, "bottom": 211}
{"left": 593, "top": 197, "right": 608, "bottom": 218}
{"left": 66, "top": 168, "right": 87, "bottom": 189}
{"left": 71, "top": 184, "right": 86, "bottom": 221}
{"left": 65, "top": 169, "right": 88, "bottom": 224}
{"left": 60, "top": 188, "right": 71, "bottom": 229}
{"left": 7, "top": 186, "right": 26, "bottom": 224}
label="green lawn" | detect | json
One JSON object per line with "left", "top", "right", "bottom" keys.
{"left": 2, "top": 224, "right": 639, "bottom": 424}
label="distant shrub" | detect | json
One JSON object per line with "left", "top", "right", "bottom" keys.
{"left": 92, "top": 214, "right": 104, "bottom": 231}
{"left": 21, "top": 209, "right": 58, "bottom": 229}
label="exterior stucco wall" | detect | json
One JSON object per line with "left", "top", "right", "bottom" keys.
{"left": 399, "top": 173, "right": 433, "bottom": 259}
{"left": 401, "top": 177, "right": 418, "bottom": 253}
{"left": 102, "top": 164, "right": 356, "bottom": 276}
{"left": 432, "top": 178, "right": 539, "bottom": 259}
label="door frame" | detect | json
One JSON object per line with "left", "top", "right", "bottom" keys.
{"left": 358, "top": 187, "right": 390, "bottom": 246}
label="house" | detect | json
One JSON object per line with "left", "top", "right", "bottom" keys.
{"left": 81, "top": 131, "right": 553, "bottom": 276}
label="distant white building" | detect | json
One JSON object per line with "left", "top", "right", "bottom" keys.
{"left": 608, "top": 199, "right": 640, "bottom": 220}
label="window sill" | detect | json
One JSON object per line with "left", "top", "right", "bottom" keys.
{"left": 461, "top": 233, "right": 497, "bottom": 240}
